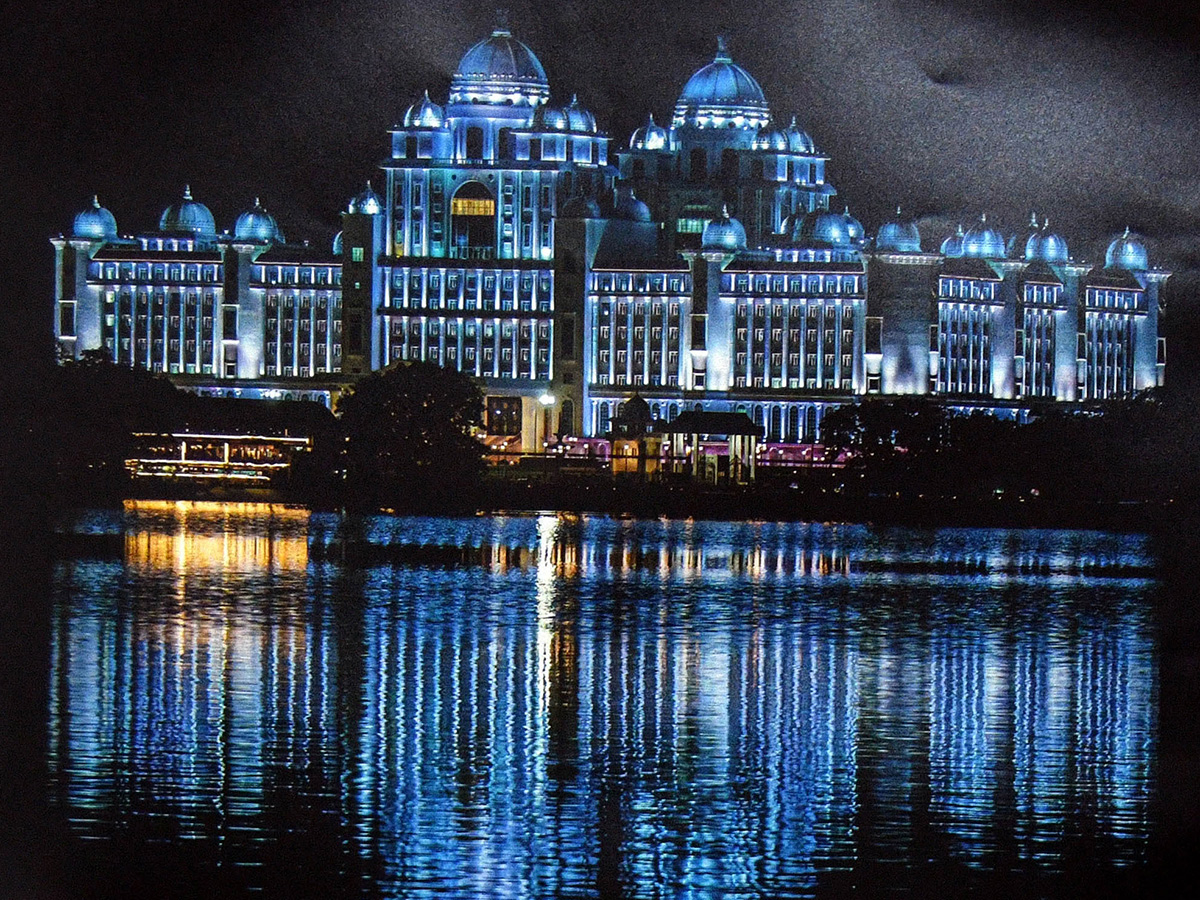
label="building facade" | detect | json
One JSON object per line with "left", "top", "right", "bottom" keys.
{"left": 53, "top": 28, "right": 1168, "bottom": 447}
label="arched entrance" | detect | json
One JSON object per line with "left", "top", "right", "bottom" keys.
{"left": 450, "top": 181, "right": 495, "bottom": 260}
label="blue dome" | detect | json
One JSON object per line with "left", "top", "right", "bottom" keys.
{"left": 795, "top": 208, "right": 860, "bottom": 248}
{"left": 941, "top": 225, "right": 965, "bottom": 258}
{"left": 564, "top": 95, "right": 597, "bottom": 133}
{"left": 876, "top": 208, "right": 921, "bottom": 253}
{"left": 1025, "top": 219, "right": 1069, "bottom": 264}
{"left": 785, "top": 116, "right": 815, "bottom": 153}
{"left": 332, "top": 231, "right": 343, "bottom": 255}
{"left": 630, "top": 114, "right": 669, "bottom": 150}
{"left": 612, "top": 184, "right": 651, "bottom": 222}
{"left": 702, "top": 207, "right": 747, "bottom": 252}
{"left": 349, "top": 182, "right": 383, "bottom": 215}
{"left": 673, "top": 37, "right": 770, "bottom": 129}
{"left": 754, "top": 126, "right": 789, "bottom": 151}
{"left": 961, "top": 215, "right": 1006, "bottom": 259}
{"left": 1106, "top": 228, "right": 1149, "bottom": 270}
{"left": 449, "top": 28, "right": 550, "bottom": 106}
{"left": 73, "top": 195, "right": 117, "bottom": 240}
{"left": 404, "top": 90, "right": 445, "bottom": 127}
{"left": 234, "top": 198, "right": 284, "bottom": 243}
{"left": 534, "top": 103, "right": 568, "bottom": 131}
{"left": 159, "top": 185, "right": 216, "bottom": 236}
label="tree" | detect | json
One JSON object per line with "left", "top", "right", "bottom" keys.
{"left": 821, "top": 398, "right": 949, "bottom": 495}
{"left": 336, "top": 361, "right": 485, "bottom": 511}
{"left": 45, "top": 353, "right": 189, "bottom": 495}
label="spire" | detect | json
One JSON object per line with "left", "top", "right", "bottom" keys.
{"left": 493, "top": 7, "right": 511, "bottom": 36}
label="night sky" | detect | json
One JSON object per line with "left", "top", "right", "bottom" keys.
{"left": 5, "top": 0, "right": 1200, "bottom": 380}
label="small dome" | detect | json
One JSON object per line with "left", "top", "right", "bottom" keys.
{"left": 404, "top": 90, "right": 445, "bottom": 127}
{"left": 533, "top": 103, "right": 568, "bottom": 131}
{"left": 159, "top": 185, "right": 216, "bottom": 236}
{"left": 562, "top": 195, "right": 601, "bottom": 218}
{"left": 73, "top": 195, "right": 117, "bottom": 240}
{"left": 564, "top": 95, "right": 597, "bottom": 133}
{"left": 1106, "top": 227, "right": 1149, "bottom": 270}
{"left": 941, "top": 224, "right": 965, "bottom": 258}
{"left": 234, "top": 198, "right": 284, "bottom": 243}
{"left": 795, "top": 208, "right": 861, "bottom": 248}
{"left": 332, "top": 231, "right": 343, "bottom": 255}
{"left": 785, "top": 116, "right": 815, "bottom": 153}
{"left": 449, "top": 28, "right": 550, "bottom": 107}
{"left": 612, "top": 184, "right": 651, "bottom": 222}
{"left": 961, "top": 214, "right": 1006, "bottom": 259}
{"left": 630, "top": 113, "right": 669, "bottom": 151}
{"left": 673, "top": 37, "right": 770, "bottom": 130}
{"left": 875, "top": 207, "right": 921, "bottom": 253}
{"left": 1025, "top": 217, "right": 1069, "bottom": 263}
{"left": 348, "top": 181, "right": 383, "bottom": 216}
{"left": 754, "top": 126, "right": 789, "bottom": 152}
{"left": 702, "top": 206, "right": 747, "bottom": 252}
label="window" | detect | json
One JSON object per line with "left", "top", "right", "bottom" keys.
{"left": 351, "top": 246, "right": 364, "bottom": 262}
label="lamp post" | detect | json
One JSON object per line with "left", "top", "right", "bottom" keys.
{"left": 538, "top": 393, "right": 555, "bottom": 466}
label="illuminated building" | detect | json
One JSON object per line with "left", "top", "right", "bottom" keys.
{"left": 53, "top": 29, "right": 1168, "bottom": 446}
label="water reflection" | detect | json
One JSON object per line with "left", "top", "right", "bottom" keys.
{"left": 48, "top": 507, "right": 1157, "bottom": 896}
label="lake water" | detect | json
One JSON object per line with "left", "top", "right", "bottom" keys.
{"left": 36, "top": 502, "right": 1173, "bottom": 897}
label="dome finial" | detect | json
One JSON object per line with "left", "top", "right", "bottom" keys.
{"left": 896, "top": 205, "right": 902, "bottom": 217}
{"left": 715, "top": 34, "right": 731, "bottom": 62}
{"left": 92, "top": 194, "right": 101, "bottom": 208}
{"left": 980, "top": 211, "right": 987, "bottom": 224}
{"left": 494, "top": 6, "right": 511, "bottom": 36}
{"left": 722, "top": 203, "right": 730, "bottom": 218}
{"left": 1123, "top": 225, "right": 1131, "bottom": 238}
{"left": 183, "top": 184, "right": 192, "bottom": 200}
{"left": 1029, "top": 211, "right": 1038, "bottom": 228}
{"left": 254, "top": 196, "right": 261, "bottom": 208}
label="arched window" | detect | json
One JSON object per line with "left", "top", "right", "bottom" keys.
{"left": 465, "top": 126, "right": 484, "bottom": 160}
{"left": 721, "top": 149, "right": 738, "bottom": 180}
{"left": 769, "top": 407, "right": 782, "bottom": 442}
{"left": 450, "top": 182, "right": 496, "bottom": 260}
{"left": 498, "top": 128, "right": 514, "bottom": 160}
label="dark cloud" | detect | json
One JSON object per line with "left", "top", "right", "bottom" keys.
{"left": 4, "top": 0, "right": 1199, "bottom": 375}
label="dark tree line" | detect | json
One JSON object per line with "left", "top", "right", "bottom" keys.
{"left": 820, "top": 392, "right": 1195, "bottom": 508}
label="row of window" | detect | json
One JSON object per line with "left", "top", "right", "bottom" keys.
{"left": 253, "top": 266, "right": 340, "bottom": 287}
{"left": 593, "top": 272, "right": 690, "bottom": 294}
{"left": 726, "top": 273, "right": 863, "bottom": 296}
{"left": 92, "top": 262, "right": 222, "bottom": 284}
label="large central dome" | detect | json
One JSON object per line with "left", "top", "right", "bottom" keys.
{"left": 673, "top": 37, "right": 770, "bottom": 129}
{"left": 449, "top": 28, "right": 550, "bottom": 107}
